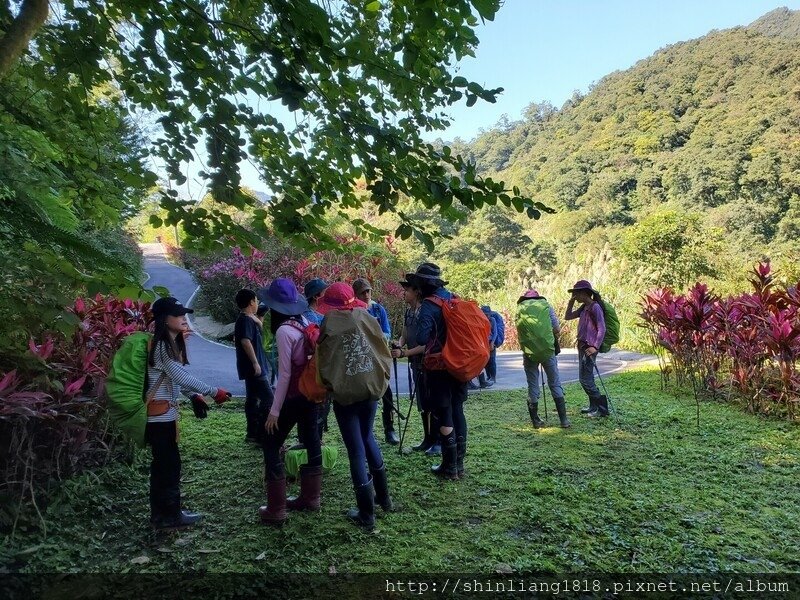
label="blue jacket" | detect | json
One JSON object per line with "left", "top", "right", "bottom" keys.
{"left": 416, "top": 287, "right": 454, "bottom": 354}
{"left": 367, "top": 300, "right": 391, "bottom": 340}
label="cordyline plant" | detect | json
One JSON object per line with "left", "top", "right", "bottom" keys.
{"left": 0, "top": 295, "right": 152, "bottom": 534}
{"left": 640, "top": 262, "right": 800, "bottom": 422}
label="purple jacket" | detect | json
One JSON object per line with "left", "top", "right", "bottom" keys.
{"left": 566, "top": 301, "right": 606, "bottom": 350}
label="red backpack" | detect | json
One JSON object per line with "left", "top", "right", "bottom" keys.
{"left": 281, "top": 319, "right": 327, "bottom": 403}
{"left": 423, "top": 295, "right": 491, "bottom": 382}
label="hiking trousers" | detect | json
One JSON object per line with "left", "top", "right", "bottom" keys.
{"left": 146, "top": 420, "right": 181, "bottom": 519}
{"left": 244, "top": 376, "right": 273, "bottom": 439}
{"left": 334, "top": 399, "right": 384, "bottom": 487}
{"left": 522, "top": 354, "right": 564, "bottom": 402}
{"left": 262, "top": 395, "right": 321, "bottom": 480}
{"left": 577, "top": 345, "right": 602, "bottom": 401}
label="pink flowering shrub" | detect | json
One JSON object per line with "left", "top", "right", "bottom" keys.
{"left": 640, "top": 262, "right": 800, "bottom": 420}
{"left": 0, "top": 295, "right": 153, "bottom": 529}
{"left": 193, "top": 235, "right": 406, "bottom": 331}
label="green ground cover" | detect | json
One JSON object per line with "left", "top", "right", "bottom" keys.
{"left": 2, "top": 368, "right": 798, "bottom": 574}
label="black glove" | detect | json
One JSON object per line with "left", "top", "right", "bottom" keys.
{"left": 191, "top": 394, "right": 208, "bottom": 419}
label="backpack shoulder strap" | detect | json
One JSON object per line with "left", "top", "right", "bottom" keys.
{"left": 425, "top": 295, "right": 444, "bottom": 308}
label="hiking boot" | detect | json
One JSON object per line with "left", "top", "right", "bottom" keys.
{"left": 554, "top": 397, "right": 571, "bottom": 428}
{"left": 371, "top": 464, "right": 393, "bottom": 512}
{"left": 382, "top": 410, "right": 400, "bottom": 445}
{"left": 347, "top": 478, "right": 376, "bottom": 530}
{"left": 431, "top": 439, "right": 459, "bottom": 480}
{"left": 258, "top": 477, "right": 287, "bottom": 525}
{"left": 286, "top": 465, "right": 322, "bottom": 511}
{"left": 581, "top": 396, "right": 598, "bottom": 414}
{"left": 587, "top": 395, "right": 609, "bottom": 418}
{"left": 151, "top": 510, "right": 203, "bottom": 531}
{"left": 528, "top": 402, "right": 545, "bottom": 428}
{"left": 425, "top": 442, "right": 441, "bottom": 456}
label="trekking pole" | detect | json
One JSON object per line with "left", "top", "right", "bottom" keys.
{"left": 398, "top": 362, "right": 416, "bottom": 454}
{"left": 594, "top": 361, "right": 620, "bottom": 425}
{"left": 540, "top": 365, "right": 548, "bottom": 421}
{"left": 390, "top": 354, "right": 405, "bottom": 421}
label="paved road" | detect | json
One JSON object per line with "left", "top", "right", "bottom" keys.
{"left": 141, "top": 243, "right": 656, "bottom": 398}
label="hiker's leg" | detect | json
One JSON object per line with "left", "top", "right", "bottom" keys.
{"left": 359, "top": 399, "right": 383, "bottom": 472}
{"left": 381, "top": 385, "right": 399, "bottom": 445}
{"left": 147, "top": 421, "right": 180, "bottom": 521}
{"left": 334, "top": 401, "right": 369, "bottom": 487}
{"left": 543, "top": 354, "right": 564, "bottom": 400}
{"left": 523, "top": 355, "right": 541, "bottom": 404}
{"left": 450, "top": 377, "right": 468, "bottom": 477}
{"left": 253, "top": 376, "right": 273, "bottom": 442}
{"left": 296, "top": 397, "right": 322, "bottom": 468}
{"left": 487, "top": 348, "right": 497, "bottom": 381}
{"left": 244, "top": 377, "right": 259, "bottom": 440}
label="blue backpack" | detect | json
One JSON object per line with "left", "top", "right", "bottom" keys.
{"left": 491, "top": 312, "right": 505, "bottom": 347}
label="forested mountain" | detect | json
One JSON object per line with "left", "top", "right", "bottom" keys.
{"left": 437, "top": 7, "right": 800, "bottom": 290}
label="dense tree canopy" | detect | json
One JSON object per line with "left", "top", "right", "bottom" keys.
{"left": 2, "top": 0, "right": 547, "bottom": 252}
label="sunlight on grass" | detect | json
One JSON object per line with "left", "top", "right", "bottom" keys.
{"left": 3, "top": 368, "right": 799, "bottom": 574}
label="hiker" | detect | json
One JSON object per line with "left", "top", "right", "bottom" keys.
{"left": 146, "top": 297, "right": 231, "bottom": 530}
{"left": 488, "top": 308, "right": 505, "bottom": 383}
{"left": 316, "top": 283, "right": 394, "bottom": 530}
{"left": 564, "top": 280, "right": 608, "bottom": 418}
{"left": 476, "top": 305, "right": 497, "bottom": 389}
{"left": 303, "top": 278, "right": 330, "bottom": 437}
{"left": 303, "top": 278, "right": 328, "bottom": 325}
{"left": 258, "top": 278, "right": 323, "bottom": 525}
{"left": 515, "top": 290, "right": 570, "bottom": 428}
{"left": 352, "top": 277, "right": 399, "bottom": 445}
{"left": 391, "top": 274, "right": 439, "bottom": 455}
{"left": 415, "top": 263, "right": 469, "bottom": 480}
{"left": 234, "top": 289, "right": 274, "bottom": 444}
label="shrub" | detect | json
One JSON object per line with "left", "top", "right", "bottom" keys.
{"left": 640, "top": 262, "right": 800, "bottom": 420}
{"left": 191, "top": 235, "right": 407, "bottom": 332}
{"left": 0, "top": 295, "right": 153, "bottom": 532}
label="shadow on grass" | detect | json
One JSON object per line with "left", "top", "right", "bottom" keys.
{"left": 3, "top": 367, "right": 799, "bottom": 573}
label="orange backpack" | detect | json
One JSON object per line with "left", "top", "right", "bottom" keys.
{"left": 423, "top": 295, "right": 491, "bottom": 382}
{"left": 282, "top": 319, "right": 327, "bottom": 403}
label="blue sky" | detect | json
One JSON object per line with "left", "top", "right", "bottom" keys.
{"left": 436, "top": 0, "right": 800, "bottom": 141}
{"left": 183, "top": 1, "right": 800, "bottom": 195}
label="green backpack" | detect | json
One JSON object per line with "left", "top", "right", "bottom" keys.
{"left": 105, "top": 331, "right": 152, "bottom": 448}
{"left": 515, "top": 298, "right": 555, "bottom": 363}
{"left": 597, "top": 300, "right": 620, "bottom": 353}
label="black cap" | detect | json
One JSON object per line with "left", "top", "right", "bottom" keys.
{"left": 151, "top": 296, "right": 194, "bottom": 318}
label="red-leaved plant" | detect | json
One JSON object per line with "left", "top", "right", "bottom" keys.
{"left": 0, "top": 295, "right": 152, "bottom": 533}
{"left": 640, "top": 262, "right": 800, "bottom": 421}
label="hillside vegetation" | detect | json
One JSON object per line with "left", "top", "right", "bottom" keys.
{"left": 372, "top": 8, "right": 800, "bottom": 350}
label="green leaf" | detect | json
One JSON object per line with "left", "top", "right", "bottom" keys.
{"left": 365, "top": 1, "right": 381, "bottom": 11}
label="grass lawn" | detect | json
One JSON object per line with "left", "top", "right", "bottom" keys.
{"left": 2, "top": 368, "right": 799, "bottom": 574}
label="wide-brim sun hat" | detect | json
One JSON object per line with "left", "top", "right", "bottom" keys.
{"left": 413, "top": 262, "right": 448, "bottom": 286}
{"left": 316, "top": 282, "right": 368, "bottom": 316}
{"left": 517, "top": 289, "right": 542, "bottom": 303}
{"left": 567, "top": 279, "right": 599, "bottom": 296}
{"left": 258, "top": 278, "right": 308, "bottom": 316}
{"left": 399, "top": 273, "right": 422, "bottom": 288}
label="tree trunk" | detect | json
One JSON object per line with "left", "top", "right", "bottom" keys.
{"left": 0, "top": 0, "right": 49, "bottom": 77}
